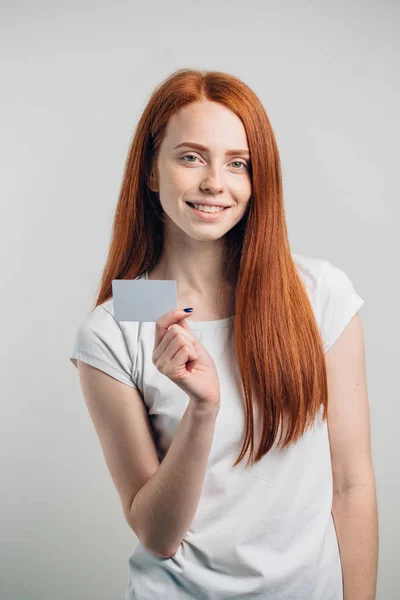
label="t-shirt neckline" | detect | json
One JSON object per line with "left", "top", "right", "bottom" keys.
{"left": 143, "top": 270, "right": 236, "bottom": 330}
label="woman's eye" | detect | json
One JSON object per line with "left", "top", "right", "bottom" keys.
{"left": 231, "top": 160, "right": 248, "bottom": 169}
{"left": 181, "top": 155, "right": 248, "bottom": 169}
{"left": 182, "top": 154, "right": 198, "bottom": 163}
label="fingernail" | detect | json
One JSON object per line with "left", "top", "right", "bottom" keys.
{"left": 183, "top": 307, "right": 193, "bottom": 313}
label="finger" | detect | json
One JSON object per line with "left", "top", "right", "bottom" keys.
{"left": 177, "top": 317, "right": 193, "bottom": 334}
{"left": 154, "top": 335, "right": 197, "bottom": 374}
{"left": 154, "top": 308, "right": 195, "bottom": 350}
{"left": 153, "top": 325, "right": 196, "bottom": 364}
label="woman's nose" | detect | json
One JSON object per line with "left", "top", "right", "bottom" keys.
{"left": 200, "top": 173, "right": 224, "bottom": 194}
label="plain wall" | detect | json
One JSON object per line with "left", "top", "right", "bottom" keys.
{"left": 1, "top": 0, "right": 398, "bottom": 598}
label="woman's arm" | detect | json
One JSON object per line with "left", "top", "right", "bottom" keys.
{"left": 332, "top": 481, "right": 379, "bottom": 600}
{"left": 325, "top": 312, "right": 379, "bottom": 598}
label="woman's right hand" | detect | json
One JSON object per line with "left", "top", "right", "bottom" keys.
{"left": 152, "top": 308, "right": 221, "bottom": 410}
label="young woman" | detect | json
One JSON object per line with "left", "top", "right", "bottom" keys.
{"left": 70, "top": 68, "right": 378, "bottom": 600}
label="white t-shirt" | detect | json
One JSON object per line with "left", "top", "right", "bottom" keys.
{"left": 70, "top": 253, "right": 364, "bottom": 600}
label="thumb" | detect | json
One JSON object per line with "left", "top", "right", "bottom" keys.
{"left": 177, "top": 310, "right": 196, "bottom": 338}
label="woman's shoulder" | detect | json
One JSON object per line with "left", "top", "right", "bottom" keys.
{"left": 291, "top": 252, "right": 325, "bottom": 295}
{"left": 292, "top": 252, "right": 364, "bottom": 353}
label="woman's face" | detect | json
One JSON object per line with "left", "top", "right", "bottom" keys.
{"left": 149, "top": 100, "right": 252, "bottom": 242}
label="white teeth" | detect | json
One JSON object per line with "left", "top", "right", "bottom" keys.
{"left": 191, "top": 203, "right": 225, "bottom": 213}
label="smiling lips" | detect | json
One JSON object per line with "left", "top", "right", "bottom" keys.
{"left": 186, "top": 201, "right": 230, "bottom": 210}
{"left": 186, "top": 202, "right": 231, "bottom": 220}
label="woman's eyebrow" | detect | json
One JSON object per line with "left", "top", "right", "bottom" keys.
{"left": 174, "top": 141, "right": 250, "bottom": 157}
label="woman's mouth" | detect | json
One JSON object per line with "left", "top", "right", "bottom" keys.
{"left": 186, "top": 202, "right": 231, "bottom": 221}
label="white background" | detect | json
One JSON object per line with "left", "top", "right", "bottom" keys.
{"left": 1, "top": 0, "right": 398, "bottom": 598}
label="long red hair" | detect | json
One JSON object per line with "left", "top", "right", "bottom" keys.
{"left": 93, "top": 68, "right": 328, "bottom": 468}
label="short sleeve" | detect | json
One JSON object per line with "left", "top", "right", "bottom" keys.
{"left": 318, "top": 260, "right": 364, "bottom": 354}
{"left": 70, "top": 305, "right": 138, "bottom": 388}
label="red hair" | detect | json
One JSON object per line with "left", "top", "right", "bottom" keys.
{"left": 93, "top": 68, "right": 328, "bottom": 468}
